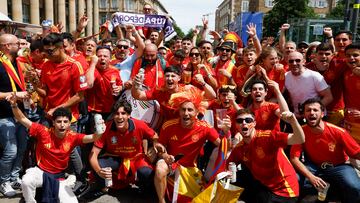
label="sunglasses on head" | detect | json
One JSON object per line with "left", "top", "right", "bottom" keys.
{"left": 288, "top": 59, "right": 302, "bottom": 63}
{"left": 117, "top": 45, "right": 129, "bottom": 49}
{"left": 189, "top": 52, "right": 200, "bottom": 57}
{"left": 236, "top": 117, "right": 254, "bottom": 124}
{"left": 219, "top": 47, "right": 232, "bottom": 53}
{"left": 220, "top": 85, "right": 236, "bottom": 90}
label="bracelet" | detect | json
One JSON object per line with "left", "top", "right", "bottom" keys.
{"left": 11, "top": 104, "right": 18, "bottom": 108}
{"left": 326, "top": 35, "right": 333, "bottom": 39}
{"left": 76, "top": 28, "right": 82, "bottom": 33}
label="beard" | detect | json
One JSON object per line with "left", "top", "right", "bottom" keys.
{"left": 306, "top": 117, "right": 321, "bottom": 127}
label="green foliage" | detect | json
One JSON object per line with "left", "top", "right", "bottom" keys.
{"left": 263, "top": 0, "right": 316, "bottom": 37}
{"left": 328, "top": 0, "right": 355, "bottom": 19}
{"left": 173, "top": 23, "right": 185, "bottom": 38}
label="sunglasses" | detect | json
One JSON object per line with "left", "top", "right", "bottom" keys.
{"left": 189, "top": 53, "right": 200, "bottom": 57}
{"left": 220, "top": 85, "right": 236, "bottom": 90}
{"left": 219, "top": 48, "right": 232, "bottom": 53}
{"left": 117, "top": 45, "right": 129, "bottom": 49}
{"left": 44, "top": 47, "right": 59, "bottom": 55}
{"left": 236, "top": 117, "right": 254, "bottom": 124}
{"left": 288, "top": 59, "right": 302, "bottom": 63}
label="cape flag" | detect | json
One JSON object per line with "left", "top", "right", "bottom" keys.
{"left": 167, "top": 165, "right": 204, "bottom": 203}
{"left": 208, "top": 136, "right": 228, "bottom": 183}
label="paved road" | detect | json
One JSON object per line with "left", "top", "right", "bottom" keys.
{"left": 0, "top": 188, "right": 157, "bottom": 203}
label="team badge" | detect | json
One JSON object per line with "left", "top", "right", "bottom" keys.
{"left": 255, "top": 147, "right": 265, "bottom": 159}
{"left": 63, "top": 142, "right": 70, "bottom": 152}
{"left": 131, "top": 136, "right": 138, "bottom": 145}
{"left": 79, "top": 75, "right": 88, "bottom": 88}
{"left": 261, "top": 112, "right": 269, "bottom": 121}
{"left": 328, "top": 142, "right": 336, "bottom": 152}
{"left": 191, "top": 133, "right": 199, "bottom": 142}
{"left": 111, "top": 136, "right": 118, "bottom": 144}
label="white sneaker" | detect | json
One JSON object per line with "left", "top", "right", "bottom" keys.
{"left": 11, "top": 177, "right": 22, "bottom": 190}
{"left": 0, "top": 181, "right": 16, "bottom": 197}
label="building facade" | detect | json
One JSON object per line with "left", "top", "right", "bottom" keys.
{"left": 215, "top": 0, "right": 338, "bottom": 31}
{"left": 0, "top": 0, "right": 168, "bottom": 35}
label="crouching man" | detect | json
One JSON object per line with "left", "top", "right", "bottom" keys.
{"left": 84, "top": 100, "right": 165, "bottom": 198}
{"left": 7, "top": 93, "right": 104, "bottom": 202}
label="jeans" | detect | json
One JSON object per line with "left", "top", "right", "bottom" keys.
{"left": 0, "top": 117, "right": 28, "bottom": 183}
{"left": 235, "top": 165, "right": 298, "bottom": 203}
{"left": 301, "top": 160, "right": 360, "bottom": 203}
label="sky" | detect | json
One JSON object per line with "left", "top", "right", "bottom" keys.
{"left": 159, "top": 0, "right": 223, "bottom": 34}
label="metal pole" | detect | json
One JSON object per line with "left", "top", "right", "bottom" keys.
{"left": 344, "top": 0, "right": 351, "bottom": 30}
{"left": 351, "top": 0, "right": 360, "bottom": 42}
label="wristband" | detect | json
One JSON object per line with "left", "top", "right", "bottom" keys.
{"left": 11, "top": 104, "right": 18, "bottom": 108}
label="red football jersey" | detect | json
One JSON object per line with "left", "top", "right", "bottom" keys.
{"left": 86, "top": 66, "right": 122, "bottom": 113}
{"left": 291, "top": 122, "right": 360, "bottom": 166}
{"left": 29, "top": 123, "right": 85, "bottom": 174}
{"left": 159, "top": 119, "right": 219, "bottom": 167}
{"left": 131, "top": 58, "right": 165, "bottom": 89}
{"left": 94, "top": 118, "right": 155, "bottom": 158}
{"left": 250, "top": 102, "right": 280, "bottom": 131}
{"left": 40, "top": 57, "right": 88, "bottom": 119}
{"left": 228, "top": 130, "right": 299, "bottom": 198}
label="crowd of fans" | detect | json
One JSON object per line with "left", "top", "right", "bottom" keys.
{"left": 0, "top": 3, "right": 359, "bottom": 203}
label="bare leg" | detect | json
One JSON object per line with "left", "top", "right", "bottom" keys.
{"left": 154, "top": 159, "right": 169, "bottom": 203}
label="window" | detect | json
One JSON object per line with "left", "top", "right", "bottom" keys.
{"left": 317, "top": 0, "right": 327, "bottom": 8}
{"left": 100, "top": 14, "right": 107, "bottom": 25}
{"left": 111, "top": 0, "right": 118, "bottom": 9}
{"left": 99, "top": 0, "right": 107, "bottom": 9}
{"left": 124, "top": 0, "right": 136, "bottom": 12}
{"left": 308, "top": 0, "right": 316, "bottom": 7}
{"left": 22, "top": 4, "right": 30, "bottom": 23}
{"left": 265, "top": 0, "right": 274, "bottom": 8}
{"left": 242, "top": 1, "right": 249, "bottom": 12}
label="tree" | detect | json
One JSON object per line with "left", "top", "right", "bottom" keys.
{"left": 173, "top": 23, "right": 185, "bottom": 39}
{"left": 328, "top": 0, "right": 355, "bottom": 19}
{"left": 263, "top": 0, "right": 316, "bottom": 37}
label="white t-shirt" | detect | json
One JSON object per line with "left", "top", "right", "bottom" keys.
{"left": 114, "top": 52, "right": 138, "bottom": 84}
{"left": 285, "top": 69, "right": 329, "bottom": 116}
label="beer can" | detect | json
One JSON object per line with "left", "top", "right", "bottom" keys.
{"left": 228, "top": 162, "right": 237, "bottom": 183}
{"left": 94, "top": 114, "right": 105, "bottom": 134}
{"left": 104, "top": 167, "right": 113, "bottom": 188}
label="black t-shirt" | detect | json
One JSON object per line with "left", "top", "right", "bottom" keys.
{"left": 0, "top": 61, "right": 23, "bottom": 118}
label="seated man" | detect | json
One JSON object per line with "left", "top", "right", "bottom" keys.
{"left": 85, "top": 100, "right": 165, "bottom": 198}
{"left": 290, "top": 98, "right": 360, "bottom": 203}
{"left": 7, "top": 93, "right": 104, "bottom": 202}
{"left": 227, "top": 108, "right": 305, "bottom": 203}
{"left": 154, "top": 88, "right": 226, "bottom": 203}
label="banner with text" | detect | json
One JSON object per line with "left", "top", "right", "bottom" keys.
{"left": 111, "top": 12, "right": 176, "bottom": 41}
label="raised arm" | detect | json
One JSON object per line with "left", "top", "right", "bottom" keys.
{"left": 125, "top": 24, "right": 145, "bottom": 58}
{"left": 279, "top": 23, "right": 290, "bottom": 54}
{"left": 246, "top": 23, "right": 261, "bottom": 55}
{"left": 200, "top": 17, "right": 209, "bottom": 41}
{"left": 85, "top": 55, "right": 99, "bottom": 88}
{"left": 6, "top": 93, "right": 32, "bottom": 129}
{"left": 281, "top": 111, "right": 305, "bottom": 145}
{"left": 267, "top": 80, "right": 290, "bottom": 116}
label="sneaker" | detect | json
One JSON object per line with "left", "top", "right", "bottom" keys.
{"left": 11, "top": 177, "right": 22, "bottom": 190}
{"left": 0, "top": 181, "right": 16, "bottom": 197}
